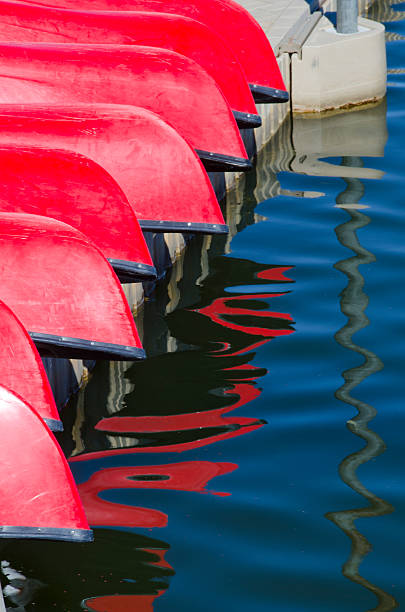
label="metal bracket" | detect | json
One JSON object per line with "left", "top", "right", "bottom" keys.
{"left": 275, "top": 11, "right": 323, "bottom": 58}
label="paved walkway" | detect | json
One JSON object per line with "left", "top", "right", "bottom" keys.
{"left": 236, "top": 0, "right": 310, "bottom": 50}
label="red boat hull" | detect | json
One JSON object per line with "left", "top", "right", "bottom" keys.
{"left": 0, "top": 105, "right": 227, "bottom": 234}
{"left": 15, "top": 0, "right": 288, "bottom": 102}
{"left": 0, "top": 1, "right": 259, "bottom": 126}
{"left": 0, "top": 42, "right": 250, "bottom": 170}
{"left": 0, "top": 213, "right": 145, "bottom": 359}
{"left": 0, "top": 300, "right": 62, "bottom": 431}
{"left": 0, "top": 146, "right": 155, "bottom": 282}
{"left": 0, "top": 385, "right": 92, "bottom": 542}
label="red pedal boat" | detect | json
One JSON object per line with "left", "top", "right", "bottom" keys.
{"left": 13, "top": 0, "right": 288, "bottom": 103}
{"left": 0, "top": 213, "right": 145, "bottom": 359}
{"left": 0, "top": 42, "right": 250, "bottom": 171}
{"left": 0, "top": 146, "right": 156, "bottom": 282}
{"left": 0, "top": 384, "right": 92, "bottom": 542}
{"left": 0, "top": 0, "right": 260, "bottom": 128}
{"left": 0, "top": 105, "right": 227, "bottom": 234}
{"left": 0, "top": 300, "right": 62, "bottom": 431}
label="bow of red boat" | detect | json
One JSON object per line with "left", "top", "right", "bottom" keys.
{"left": 0, "top": 213, "right": 145, "bottom": 360}
{"left": 0, "top": 1, "right": 261, "bottom": 126}
{"left": 11, "top": 0, "right": 288, "bottom": 103}
{"left": 0, "top": 385, "right": 92, "bottom": 542}
{"left": 0, "top": 300, "right": 62, "bottom": 432}
{"left": 0, "top": 42, "right": 251, "bottom": 171}
{"left": 0, "top": 104, "right": 229, "bottom": 234}
{"left": 0, "top": 145, "right": 156, "bottom": 282}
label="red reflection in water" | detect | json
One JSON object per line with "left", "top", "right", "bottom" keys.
{"left": 196, "top": 292, "right": 293, "bottom": 337}
{"left": 71, "top": 281, "right": 294, "bottom": 462}
{"left": 78, "top": 461, "right": 237, "bottom": 527}
{"left": 256, "top": 266, "right": 293, "bottom": 282}
{"left": 70, "top": 421, "right": 263, "bottom": 461}
{"left": 95, "top": 383, "right": 260, "bottom": 433}
{"left": 72, "top": 268, "right": 295, "bottom": 610}
{"left": 83, "top": 592, "right": 165, "bottom": 612}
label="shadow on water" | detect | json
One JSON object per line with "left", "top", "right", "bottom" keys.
{"left": 326, "top": 157, "right": 397, "bottom": 611}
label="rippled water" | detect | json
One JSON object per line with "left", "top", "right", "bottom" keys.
{"left": 2, "top": 3, "right": 405, "bottom": 610}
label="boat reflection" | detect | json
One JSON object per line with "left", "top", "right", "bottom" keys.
{"left": 1, "top": 530, "right": 173, "bottom": 610}
{"left": 77, "top": 461, "right": 237, "bottom": 528}
{"left": 64, "top": 261, "right": 294, "bottom": 461}
{"left": 326, "top": 157, "right": 397, "bottom": 610}
{"left": 82, "top": 592, "right": 166, "bottom": 611}
{"left": 49, "top": 255, "right": 294, "bottom": 609}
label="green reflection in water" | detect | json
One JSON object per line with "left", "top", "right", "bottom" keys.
{"left": 326, "top": 157, "right": 397, "bottom": 611}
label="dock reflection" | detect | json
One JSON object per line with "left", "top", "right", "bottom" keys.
{"left": 326, "top": 157, "right": 397, "bottom": 610}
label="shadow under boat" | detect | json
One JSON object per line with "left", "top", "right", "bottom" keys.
{"left": 0, "top": 299, "right": 62, "bottom": 432}
{"left": 0, "top": 104, "right": 229, "bottom": 235}
{"left": 0, "top": 146, "right": 157, "bottom": 283}
{"left": 0, "top": 41, "right": 252, "bottom": 172}
{"left": 13, "top": 0, "right": 289, "bottom": 104}
{"left": 0, "top": 1, "right": 261, "bottom": 129}
{"left": 0, "top": 213, "right": 145, "bottom": 360}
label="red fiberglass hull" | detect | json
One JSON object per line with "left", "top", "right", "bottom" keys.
{"left": 0, "top": 146, "right": 155, "bottom": 282}
{"left": 0, "top": 300, "right": 62, "bottom": 432}
{"left": 0, "top": 1, "right": 260, "bottom": 127}
{"left": 15, "top": 0, "right": 288, "bottom": 102}
{"left": 0, "top": 385, "right": 92, "bottom": 542}
{"left": 0, "top": 213, "right": 145, "bottom": 360}
{"left": 0, "top": 42, "right": 250, "bottom": 171}
{"left": 0, "top": 105, "right": 227, "bottom": 234}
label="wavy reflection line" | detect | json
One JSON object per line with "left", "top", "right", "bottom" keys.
{"left": 77, "top": 461, "right": 237, "bottom": 528}
{"left": 70, "top": 274, "right": 294, "bottom": 460}
{"left": 326, "top": 157, "right": 397, "bottom": 611}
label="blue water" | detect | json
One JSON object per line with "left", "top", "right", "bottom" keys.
{"left": 2, "top": 3, "right": 405, "bottom": 610}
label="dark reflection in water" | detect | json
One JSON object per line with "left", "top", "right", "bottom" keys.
{"left": 63, "top": 258, "right": 295, "bottom": 461}
{"left": 28, "top": 167, "right": 294, "bottom": 608}
{"left": 326, "top": 157, "right": 397, "bottom": 610}
{"left": 1, "top": 531, "right": 173, "bottom": 611}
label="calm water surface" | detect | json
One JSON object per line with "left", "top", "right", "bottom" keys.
{"left": 2, "top": 3, "right": 405, "bottom": 610}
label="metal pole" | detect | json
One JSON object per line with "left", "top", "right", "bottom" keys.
{"left": 336, "top": 0, "right": 358, "bottom": 33}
